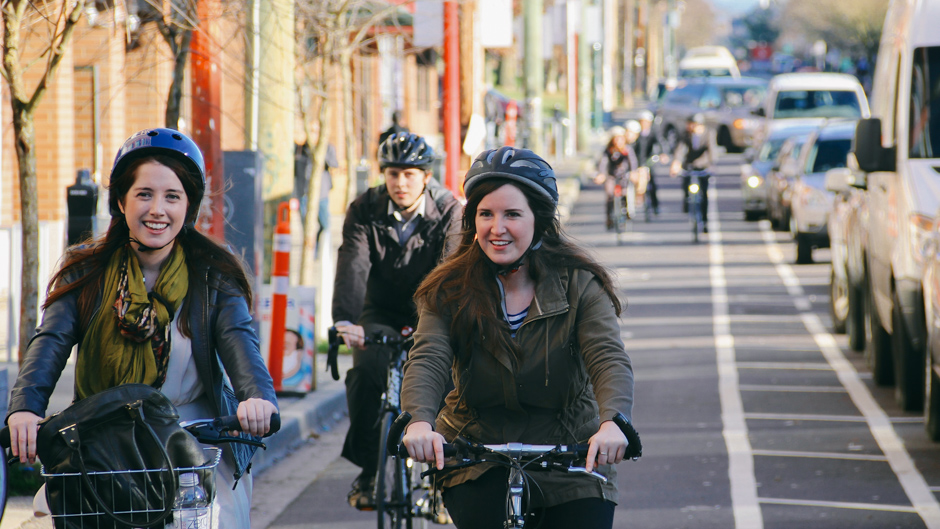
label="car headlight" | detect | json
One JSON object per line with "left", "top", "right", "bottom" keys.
{"left": 733, "top": 118, "right": 760, "bottom": 130}
{"left": 911, "top": 213, "right": 935, "bottom": 264}
{"left": 747, "top": 175, "right": 762, "bottom": 188}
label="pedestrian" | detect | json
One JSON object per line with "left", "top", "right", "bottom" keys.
{"left": 6, "top": 128, "right": 278, "bottom": 528}
{"left": 400, "top": 147, "right": 634, "bottom": 529}
{"left": 333, "top": 131, "right": 462, "bottom": 509}
{"left": 377, "top": 111, "right": 408, "bottom": 158}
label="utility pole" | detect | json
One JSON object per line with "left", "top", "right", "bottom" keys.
{"left": 566, "top": 1, "right": 578, "bottom": 156}
{"left": 443, "top": 0, "right": 460, "bottom": 194}
{"left": 577, "top": 0, "right": 591, "bottom": 151}
{"left": 191, "top": 0, "right": 224, "bottom": 239}
{"left": 524, "top": 0, "right": 544, "bottom": 153}
{"left": 623, "top": 0, "right": 636, "bottom": 107}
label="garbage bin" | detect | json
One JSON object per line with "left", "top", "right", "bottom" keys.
{"left": 356, "top": 161, "right": 370, "bottom": 195}
{"left": 66, "top": 169, "right": 98, "bottom": 246}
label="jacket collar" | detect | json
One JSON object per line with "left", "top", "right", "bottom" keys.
{"left": 527, "top": 265, "right": 569, "bottom": 319}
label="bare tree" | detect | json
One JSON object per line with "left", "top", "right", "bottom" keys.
{"left": 781, "top": 0, "right": 887, "bottom": 66}
{"left": 1, "top": 0, "right": 85, "bottom": 362}
{"left": 295, "top": 0, "right": 412, "bottom": 284}
{"left": 138, "top": 0, "right": 199, "bottom": 129}
{"left": 676, "top": 0, "right": 717, "bottom": 51}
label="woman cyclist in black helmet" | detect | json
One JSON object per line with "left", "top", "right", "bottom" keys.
{"left": 399, "top": 147, "right": 634, "bottom": 529}
{"left": 333, "top": 131, "right": 463, "bottom": 509}
{"left": 6, "top": 128, "right": 278, "bottom": 526}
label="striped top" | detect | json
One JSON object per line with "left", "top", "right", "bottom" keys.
{"left": 507, "top": 308, "right": 528, "bottom": 337}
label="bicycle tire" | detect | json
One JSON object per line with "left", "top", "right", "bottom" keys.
{"left": 376, "top": 411, "right": 413, "bottom": 529}
{"left": 0, "top": 451, "right": 7, "bottom": 523}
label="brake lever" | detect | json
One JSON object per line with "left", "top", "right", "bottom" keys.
{"left": 565, "top": 466, "right": 608, "bottom": 483}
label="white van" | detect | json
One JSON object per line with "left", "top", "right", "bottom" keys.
{"left": 851, "top": 0, "right": 940, "bottom": 429}
{"left": 678, "top": 46, "right": 740, "bottom": 78}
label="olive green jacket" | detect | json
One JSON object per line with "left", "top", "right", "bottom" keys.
{"left": 401, "top": 266, "right": 634, "bottom": 506}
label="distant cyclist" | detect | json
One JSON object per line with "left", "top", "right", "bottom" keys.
{"left": 634, "top": 110, "right": 660, "bottom": 214}
{"left": 671, "top": 113, "right": 713, "bottom": 226}
{"left": 595, "top": 125, "right": 639, "bottom": 229}
{"left": 333, "top": 132, "right": 462, "bottom": 509}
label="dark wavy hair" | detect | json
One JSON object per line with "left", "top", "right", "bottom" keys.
{"left": 43, "top": 155, "right": 253, "bottom": 338}
{"left": 414, "top": 178, "right": 622, "bottom": 370}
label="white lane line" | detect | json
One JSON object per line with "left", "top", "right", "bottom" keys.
{"left": 751, "top": 449, "right": 888, "bottom": 462}
{"left": 739, "top": 384, "right": 847, "bottom": 393}
{"left": 745, "top": 412, "right": 924, "bottom": 423}
{"left": 759, "top": 223, "right": 940, "bottom": 528}
{"left": 758, "top": 497, "right": 918, "bottom": 513}
{"left": 709, "top": 188, "right": 764, "bottom": 528}
{"left": 736, "top": 362, "right": 834, "bottom": 370}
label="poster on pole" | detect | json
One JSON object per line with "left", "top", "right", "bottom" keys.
{"left": 259, "top": 285, "right": 317, "bottom": 393}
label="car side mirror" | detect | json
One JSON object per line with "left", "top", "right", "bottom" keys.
{"left": 753, "top": 107, "right": 766, "bottom": 117}
{"left": 824, "top": 168, "right": 853, "bottom": 193}
{"left": 853, "top": 118, "right": 896, "bottom": 173}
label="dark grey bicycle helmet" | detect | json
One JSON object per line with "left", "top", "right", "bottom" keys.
{"left": 379, "top": 132, "right": 435, "bottom": 171}
{"left": 464, "top": 147, "right": 558, "bottom": 204}
{"left": 109, "top": 128, "right": 206, "bottom": 224}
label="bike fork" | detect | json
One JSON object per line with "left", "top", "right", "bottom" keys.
{"left": 506, "top": 467, "right": 525, "bottom": 528}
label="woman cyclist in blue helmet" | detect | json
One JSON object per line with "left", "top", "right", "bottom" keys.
{"left": 6, "top": 128, "right": 278, "bottom": 527}
{"left": 399, "top": 147, "right": 635, "bottom": 528}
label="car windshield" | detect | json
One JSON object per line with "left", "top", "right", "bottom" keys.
{"left": 722, "top": 86, "right": 766, "bottom": 108}
{"left": 774, "top": 90, "right": 862, "bottom": 119}
{"left": 910, "top": 46, "right": 940, "bottom": 158}
{"left": 758, "top": 138, "right": 786, "bottom": 162}
{"left": 681, "top": 68, "right": 733, "bottom": 78}
{"left": 806, "top": 138, "right": 852, "bottom": 173}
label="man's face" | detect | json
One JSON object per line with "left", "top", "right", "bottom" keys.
{"left": 384, "top": 167, "right": 431, "bottom": 209}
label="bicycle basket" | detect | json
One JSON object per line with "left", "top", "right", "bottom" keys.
{"left": 43, "top": 447, "right": 220, "bottom": 529}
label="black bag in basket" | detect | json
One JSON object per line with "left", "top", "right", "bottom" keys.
{"left": 36, "top": 384, "right": 212, "bottom": 529}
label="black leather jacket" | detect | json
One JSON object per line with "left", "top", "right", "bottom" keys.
{"left": 333, "top": 179, "right": 462, "bottom": 329}
{"left": 8, "top": 264, "right": 277, "bottom": 481}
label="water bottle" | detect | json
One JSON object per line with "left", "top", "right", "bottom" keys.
{"left": 168, "top": 472, "right": 209, "bottom": 529}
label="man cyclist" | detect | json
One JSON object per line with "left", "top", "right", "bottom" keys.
{"left": 634, "top": 110, "right": 660, "bottom": 215}
{"left": 670, "top": 113, "right": 712, "bottom": 228}
{"left": 333, "top": 131, "right": 462, "bottom": 509}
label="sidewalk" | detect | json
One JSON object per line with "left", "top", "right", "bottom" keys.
{"left": 0, "top": 147, "right": 598, "bottom": 528}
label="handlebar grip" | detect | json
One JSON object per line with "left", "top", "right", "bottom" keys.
{"left": 386, "top": 411, "right": 412, "bottom": 457}
{"left": 326, "top": 327, "right": 342, "bottom": 381}
{"left": 214, "top": 413, "right": 281, "bottom": 438}
{"left": 613, "top": 413, "right": 642, "bottom": 459}
{"left": 0, "top": 426, "right": 9, "bottom": 450}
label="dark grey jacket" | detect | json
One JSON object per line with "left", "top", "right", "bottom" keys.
{"left": 332, "top": 179, "right": 462, "bottom": 329}
{"left": 8, "top": 264, "right": 277, "bottom": 481}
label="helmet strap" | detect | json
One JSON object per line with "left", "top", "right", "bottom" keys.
{"left": 483, "top": 239, "right": 542, "bottom": 276}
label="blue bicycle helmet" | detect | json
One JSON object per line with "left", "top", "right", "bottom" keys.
{"left": 464, "top": 147, "right": 558, "bottom": 205}
{"left": 379, "top": 132, "right": 435, "bottom": 171}
{"left": 109, "top": 128, "right": 206, "bottom": 223}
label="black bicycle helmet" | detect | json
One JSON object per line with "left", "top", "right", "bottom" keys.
{"left": 379, "top": 132, "right": 435, "bottom": 171}
{"left": 109, "top": 128, "right": 206, "bottom": 224}
{"left": 464, "top": 147, "right": 558, "bottom": 205}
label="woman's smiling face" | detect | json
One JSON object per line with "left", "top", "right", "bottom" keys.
{"left": 475, "top": 183, "right": 535, "bottom": 266}
{"left": 119, "top": 161, "right": 189, "bottom": 261}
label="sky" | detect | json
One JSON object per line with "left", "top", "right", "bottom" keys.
{"left": 711, "top": 0, "right": 764, "bottom": 16}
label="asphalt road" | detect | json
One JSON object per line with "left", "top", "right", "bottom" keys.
{"left": 254, "top": 153, "right": 940, "bottom": 529}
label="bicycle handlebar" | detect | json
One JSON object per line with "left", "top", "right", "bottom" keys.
{"left": 326, "top": 326, "right": 414, "bottom": 381}
{"left": 386, "top": 411, "right": 642, "bottom": 461}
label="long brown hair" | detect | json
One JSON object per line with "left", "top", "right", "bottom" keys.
{"left": 44, "top": 155, "right": 254, "bottom": 337}
{"left": 414, "top": 178, "right": 622, "bottom": 368}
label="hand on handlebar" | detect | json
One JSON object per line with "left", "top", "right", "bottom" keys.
{"left": 236, "top": 398, "right": 279, "bottom": 437}
{"left": 585, "top": 420, "right": 629, "bottom": 472}
{"left": 7, "top": 410, "right": 41, "bottom": 464}
{"left": 335, "top": 321, "right": 366, "bottom": 350}
{"left": 402, "top": 421, "right": 446, "bottom": 470}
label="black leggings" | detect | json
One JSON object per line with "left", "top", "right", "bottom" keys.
{"left": 441, "top": 468, "right": 616, "bottom": 529}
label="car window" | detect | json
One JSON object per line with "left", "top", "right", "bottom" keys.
{"left": 722, "top": 86, "right": 766, "bottom": 108}
{"left": 773, "top": 89, "right": 862, "bottom": 119}
{"left": 665, "top": 84, "right": 705, "bottom": 105}
{"left": 681, "top": 68, "right": 732, "bottom": 78}
{"left": 758, "top": 138, "right": 786, "bottom": 162}
{"left": 805, "top": 138, "right": 852, "bottom": 173}
{"left": 910, "top": 46, "right": 940, "bottom": 159}
{"left": 700, "top": 86, "right": 721, "bottom": 109}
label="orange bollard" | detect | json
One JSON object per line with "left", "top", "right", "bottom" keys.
{"left": 268, "top": 202, "right": 291, "bottom": 392}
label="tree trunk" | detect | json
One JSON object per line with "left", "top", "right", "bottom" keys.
{"left": 341, "top": 50, "right": 359, "bottom": 206}
{"left": 300, "top": 55, "right": 334, "bottom": 285}
{"left": 165, "top": 29, "right": 194, "bottom": 129}
{"left": 12, "top": 108, "right": 39, "bottom": 364}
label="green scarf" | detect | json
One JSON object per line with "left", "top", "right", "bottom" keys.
{"left": 76, "top": 244, "right": 189, "bottom": 400}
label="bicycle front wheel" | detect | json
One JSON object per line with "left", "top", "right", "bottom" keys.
{"left": 0, "top": 450, "right": 8, "bottom": 523}
{"left": 376, "top": 411, "right": 413, "bottom": 529}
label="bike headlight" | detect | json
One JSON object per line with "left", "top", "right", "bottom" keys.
{"left": 747, "top": 175, "right": 762, "bottom": 188}
{"left": 911, "top": 213, "right": 935, "bottom": 264}
{"left": 689, "top": 183, "right": 700, "bottom": 194}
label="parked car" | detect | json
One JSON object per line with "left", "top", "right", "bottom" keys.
{"left": 766, "top": 131, "right": 815, "bottom": 232}
{"left": 826, "top": 166, "right": 868, "bottom": 349}
{"left": 789, "top": 120, "right": 856, "bottom": 264}
{"left": 853, "top": 0, "right": 940, "bottom": 421}
{"left": 678, "top": 45, "right": 741, "bottom": 78}
{"left": 741, "top": 123, "right": 818, "bottom": 221}
{"left": 753, "top": 72, "right": 870, "bottom": 147}
{"left": 654, "top": 77, "right": 767, "bottom": 154}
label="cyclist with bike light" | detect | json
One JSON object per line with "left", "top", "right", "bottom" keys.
{"left": 332, "top": 131, "right": 462, "bottom": 509}
{"left": 671, "top": 113, "right": 713, "bottom": 228}
{"left": 399, "top": 147, "right": 634, "bottom": 529}
{"left": 5, "top": 128, "right": 278, "bottom": 527}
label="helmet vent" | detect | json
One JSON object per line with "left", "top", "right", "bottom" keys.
{"left": 147, "top": 131, "right": 159, "bottom": 137}
{"left": 172, "top": 133, "right": 183, "bottom": 140}
{"left": 509, "top": 160, "right": 543, "bottom": 170}
{"left": 501, "top": 149, "right": 515, "bottom": 164}
{"left": 471, "top": 160, "right": 485, "bottom": 169}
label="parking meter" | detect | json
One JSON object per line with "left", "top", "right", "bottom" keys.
{"left": 67, "top": 169, "right": 98, "bottom": 246}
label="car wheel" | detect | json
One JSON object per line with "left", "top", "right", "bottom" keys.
{"left": 830, "top": 268, "right": 848, "bottom": 334}
{"left": 892, "top": 290, "right": 925, "bottom": 411}
{"left": 847, "top": 280, "right": 866, "bottom": 352}
{"left": 925, "top": 342, "right": 940, "bottom": 441}
{"left": 866, "top": 282, "right": 894, "bottom": 386}
{"left": 795, "top": 234, "right": 813, "bottom": 264}
{"left": 774, "top": 206, "right": 790, "bottom": 232}
{"left": 744, "top": 210, "right": 761, "bottom": 221}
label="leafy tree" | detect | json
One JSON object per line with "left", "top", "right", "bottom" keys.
{"left": 1, "top": 0, "right": 85, "bottom": 362}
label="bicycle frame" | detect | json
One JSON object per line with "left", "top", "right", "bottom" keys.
{"left": 685, "top": 170, "right": 709, "bottom": 243}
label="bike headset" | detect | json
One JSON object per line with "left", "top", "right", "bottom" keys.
{"left": 463, "top": 146, "right": 558, "bottom": 276}
{"left": 109, "top": 128, "right": 206, "bottom": 253}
